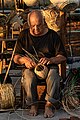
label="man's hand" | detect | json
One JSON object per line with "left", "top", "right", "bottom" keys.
{"left": 14, "top": 54, "right": 37, "bottom": 69}
{"left": 39, "top": 55, "right": 67, "bottom": 65}
{"left": 39, "top": 57, "right": 52, "bottom": 65}
{"left": 24, "top": 57, "right": 36, "bottom": 69}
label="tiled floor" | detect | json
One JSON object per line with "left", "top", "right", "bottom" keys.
{"left": 0, "top": 108, "right": 71, "bottom": 120}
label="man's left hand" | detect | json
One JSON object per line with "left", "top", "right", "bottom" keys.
{"left": 39, "top": 57, "right": 52, "bottom": 65}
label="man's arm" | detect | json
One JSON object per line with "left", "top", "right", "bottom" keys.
{"left": 13, "top": 54, "right": 36, "bottom": 69}
{"left": 39, "top": 54, "right": 67, "bottom": 65}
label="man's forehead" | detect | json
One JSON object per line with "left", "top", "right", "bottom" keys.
{"left": 29, "top": 10, "right": 43, "bottom": 19}
{"left": 30, "top": 16, "right": 43, "bottom": 24}
{"left": 29, "top": 10, "right": 42, "bottom": 17}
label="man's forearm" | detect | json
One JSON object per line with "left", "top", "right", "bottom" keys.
{"left": 13, "top": 54, "right": 25, "bottom": 65}
{"left": 50, "top": 55, "right": 66, "bottom": 64}
{"left": 39, "top": 55, "right": 67, "bottom": 65}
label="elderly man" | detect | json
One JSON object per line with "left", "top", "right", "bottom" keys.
{"left": 13, "top": 10, "right": 67, "bottom": 118}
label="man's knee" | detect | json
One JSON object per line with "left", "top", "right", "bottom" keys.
{"left": 22, "top": 69, "right": 37, "bottom": 84}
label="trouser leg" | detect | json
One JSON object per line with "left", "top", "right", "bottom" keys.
{"left": 22, "top": 69, "right": 38, "bottom": 104}
{"left": 45, "top": 68, "right": 61, "bottom": 103}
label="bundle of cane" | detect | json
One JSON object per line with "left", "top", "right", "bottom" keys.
{"left": 22, "top": 48, "right": 48, "bottom": 79}
{"left": 0, "top": 41, "right": 17, "bottom": 109}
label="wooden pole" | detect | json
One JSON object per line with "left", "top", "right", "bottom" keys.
{"left": 2, "top": 0, "right": 4, "bottom": 13}
{"left": 59, "top": 11, "right": 67, "bottom": 80}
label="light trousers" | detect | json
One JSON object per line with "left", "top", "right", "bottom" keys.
{"left": 22, "top": 67, "right": 61, "bottom": 104}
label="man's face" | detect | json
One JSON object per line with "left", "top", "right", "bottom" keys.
{"left": 29, "top": 16, "right": 44, "bottom": 36}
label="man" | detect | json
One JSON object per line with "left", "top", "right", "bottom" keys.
{"left": 13, "top": 10, "right": 67, "bottom": 118}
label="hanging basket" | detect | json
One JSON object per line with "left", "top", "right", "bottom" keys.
{"left": 50, "top": 0, "right": 79, "bottom": 12}
{"left": 0, "top": 73, "right": 15, "bottom": 109}
{"left": 42, "top": 7, "right": 60, "bottom": 32}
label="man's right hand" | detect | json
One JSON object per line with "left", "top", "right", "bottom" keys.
{"left": 13, "top": 55, "right": 36, "bottom": 69}
{"left": 23, "top": 56, "right": 36, "bottom": 69}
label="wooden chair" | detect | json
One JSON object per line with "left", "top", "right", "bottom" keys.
{"left": 11, "top": 22, "right": 21, "bottom": 39}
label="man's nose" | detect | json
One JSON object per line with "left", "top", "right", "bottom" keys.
{"left": 34, "top": 25, "right": 39, "bottom": 31}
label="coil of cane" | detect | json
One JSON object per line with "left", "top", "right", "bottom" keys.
{"left": 62, "top": 78, "right": 80, "bottom": 117}
{"left": 0, "top": 83, "right": 15, "bottom": 109}
{"left": 0, "top": 41, "right": 17, "bottom": 109}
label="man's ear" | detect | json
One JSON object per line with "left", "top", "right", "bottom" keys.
{"left": 27, "top": 12, "right": 30, "bottom": 26}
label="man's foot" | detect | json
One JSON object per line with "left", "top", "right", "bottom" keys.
{"left": 29, "top": 105, "right": 38, "bottom": 116}
{"left": 44, "top": 102, "right": 55, "bottom": 118}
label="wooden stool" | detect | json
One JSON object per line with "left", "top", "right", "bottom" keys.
{"left": 20, "top": 79, "right": 46, "bottom": 108}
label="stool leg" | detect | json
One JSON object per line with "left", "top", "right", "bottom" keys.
{"left": 20, "top": 84, "right": 25, "bottom": 109}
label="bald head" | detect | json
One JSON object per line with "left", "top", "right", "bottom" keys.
{"left": 28, "top": 10, "right": 48, "bottom": 36}
{"left": 28, "top": 10, "right": 44, "bottom": 26}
